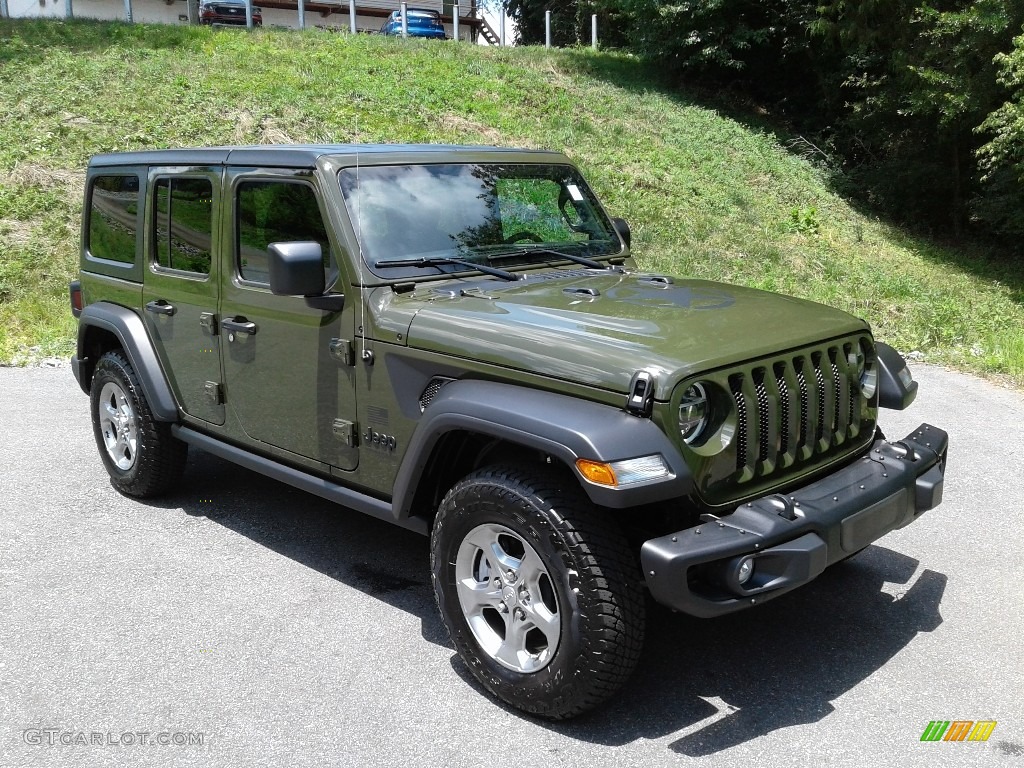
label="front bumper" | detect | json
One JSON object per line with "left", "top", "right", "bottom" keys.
{"left": 640, "top": 424, "right": 948, "bottom": 618}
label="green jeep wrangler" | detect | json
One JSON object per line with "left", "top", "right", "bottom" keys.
{"left": 69, "top": 144, "right": 947, "bottom": 719}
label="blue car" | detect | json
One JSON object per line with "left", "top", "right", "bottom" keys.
{"left": 380, "top": 8, "right": 448, "bottom": 39}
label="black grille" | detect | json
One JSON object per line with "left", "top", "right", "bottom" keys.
{"left": 728, "top": 339, "right": 865, "bottom": 483}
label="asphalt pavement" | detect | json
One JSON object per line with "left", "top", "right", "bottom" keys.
{"left": 1, "top": 363, "right": 1022, "bottom": 767}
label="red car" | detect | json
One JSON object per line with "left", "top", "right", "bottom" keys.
{"left": 199, "top": 0, "right": 263, "bottom": 27}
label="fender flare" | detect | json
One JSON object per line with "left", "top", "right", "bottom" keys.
{"left": 75, "top": 302, "right": 179, "bottom": 422}
{"left": 392, "top": 380, "right": 693, "bottom": 517}
{"left": 876, "top": 342, "right": 919, "bottom": 411}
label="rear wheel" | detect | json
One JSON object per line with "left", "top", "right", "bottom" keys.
{"left": 90, "top": 351, "right": 187, "bottom": 498}
{"left": 431, "top": 465, "right": 645, "bottom": 719}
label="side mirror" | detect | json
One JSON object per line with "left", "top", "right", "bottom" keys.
{"left": 612, "top": 217, "right": 631, "bottom": 248}
{"left": 268, "top": 241, "right": 325, "bottom": 297}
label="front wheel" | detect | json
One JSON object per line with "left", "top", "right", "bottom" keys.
{"left": 430, "top": 465, "right": 645, "bottom": 719}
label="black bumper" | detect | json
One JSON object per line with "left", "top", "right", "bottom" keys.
{"left": 640, "top": 424, "right": 948, "bottom": 618}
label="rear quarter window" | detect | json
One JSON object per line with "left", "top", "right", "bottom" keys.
{"left": 87, "top": 174, "right": 141, "bottom": 265}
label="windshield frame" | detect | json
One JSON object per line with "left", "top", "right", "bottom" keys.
{"left": 337, "top": 161, "right": 626, "bottom": 282}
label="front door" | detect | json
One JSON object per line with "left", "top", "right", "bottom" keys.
{"left": 142, "top": 169, "right": 225, "bottom": 426}
{"left": 219, "top": 169, "right": 358, "bottom": 471}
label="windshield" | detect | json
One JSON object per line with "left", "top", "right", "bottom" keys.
{"left": 338, "top": 163, "right": 623, "bottom": 279}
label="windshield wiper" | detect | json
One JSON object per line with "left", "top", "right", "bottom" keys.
{"left": 490, "top": 247, "right": 619, "bottom": 271}
{"left": 374, "top": 256, "right": 519, "bottom": 282}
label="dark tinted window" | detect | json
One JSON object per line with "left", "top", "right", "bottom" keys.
{"left": 88, "top": 175, "right": 140, "bottom": 264}
{"left": 236, "top": 181, "right": 330, "bottom": 284}
{"left": 153, "top": 177, "right": 214, "bottom": 275}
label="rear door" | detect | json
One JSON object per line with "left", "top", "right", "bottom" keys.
{"left": 218, "top": 167, "right": 358, "bottom": 471}
{"left": 141, "top": 168, "right": 225, "bottom": 425}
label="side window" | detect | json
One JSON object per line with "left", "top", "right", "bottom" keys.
{"left": 236, "top": 180, "right": 331, "bottom": 285}
{"left": 88, "top": 174, "right": 140, "bottom": 264}
{"left": 153, "top": 177, "right": 214, "bottom": 275}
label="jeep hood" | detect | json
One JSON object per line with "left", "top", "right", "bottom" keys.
{"left": 392, "top": 270, "right": 869, "bottom": 399}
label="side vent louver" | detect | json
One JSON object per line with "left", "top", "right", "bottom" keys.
{"left": 419, "top": 377, "right": 455, "bottom": 412}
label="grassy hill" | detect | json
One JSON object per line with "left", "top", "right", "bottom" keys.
{"left": 1, "top": 18, "right": 1022, "bottom": 385}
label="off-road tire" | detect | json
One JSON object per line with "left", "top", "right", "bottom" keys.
{"left": 90, "top": 350, "right": 187, "bottom": 498}
{"left": 430, "top": 464, "right": 645, "bottom": 719}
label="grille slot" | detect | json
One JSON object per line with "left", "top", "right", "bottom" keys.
{"left": 730, "top": 374, "right": 748, "bottom": 473}
{"left": 727, "top": 339, "right": 867, "bottom": 484}
{"left": 754, "top": 369, "right": 771, "bottom": 467}
{"left": 812, "top": 351, "right": 827, "bottom": 444}
{"left": 795, "top": 357, "right": 810, "bottom": 449}
{"left": 773, "top": 362, "right": 791, "bottom": 459}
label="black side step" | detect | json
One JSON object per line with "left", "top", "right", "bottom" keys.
{"left": 171, "top": 426, "right": 427, "bottom": 535}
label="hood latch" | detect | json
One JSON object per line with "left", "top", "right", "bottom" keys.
{"left": 626, "top": 370, "right": 655, "bottom": 417}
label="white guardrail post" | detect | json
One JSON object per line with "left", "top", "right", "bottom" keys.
{"left": 545, "top": 10, "right": 551, "bottom": 48}
{"left": 452, "top": 3, "right": 459, "bottom": 41}
{"left": 592, "top": 13, "right": 597, "bottom": 49}
{"left": 349, "top": 0, "right": 356, "bottom": 33}
{"left": 401, "top": 1, "right": 408, "bottom": 37}
{"left": 297, "top": 0, "right": 304, "bottom": 29}
{"left": 499, "top": 9, "right": 505, "bottom": 45}
{"left": 123, "top": 0, "right": 132, "bottom": 22}
{"left": 65, "top": 0, "right": 73, "bottom": 19}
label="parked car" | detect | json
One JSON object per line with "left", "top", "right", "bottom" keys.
{"left": 69, "top": 144, "right": 947, "bottom": 719}
{"left": 199, "top": 0, "right": 262, "bottom": 27}
{"left": 380, "top": 8, "right": 447, "bottom": 38}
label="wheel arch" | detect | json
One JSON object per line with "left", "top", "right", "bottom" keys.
{"left": 393, "top": 380, "right": 693, "bottom": 525}
{"left": 876, "top": 341, "right": 919, "bottom": 410}
{"left": 75, "top": 302, "right": 179, "bottom": 422}
{"left": 402, "top": 430, "right": 557, "bottom": 528}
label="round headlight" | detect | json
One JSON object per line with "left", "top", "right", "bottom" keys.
{"left": 852, "top": 340, "right": 878, "bottom": 399}
{"left": 678, "top": 382, "right": 709, "bottom": 444}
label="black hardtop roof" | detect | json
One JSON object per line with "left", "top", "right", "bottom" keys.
{"left": 88, "top": 144, "right": 564, "bottom": 170}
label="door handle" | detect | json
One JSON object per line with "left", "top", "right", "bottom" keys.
{"left": 145, "top": 300, "right": 176, "bottom": 316}
{"left": 222, "top": 317, "right": 258, "bottom": 337}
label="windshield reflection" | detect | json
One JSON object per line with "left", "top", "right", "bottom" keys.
{"left": 338, "top": 163, "right": 622, "bottom": 278}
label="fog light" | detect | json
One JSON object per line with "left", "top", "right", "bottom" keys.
{"left": 736, "top": 556, "right": 754, "bottom": 585}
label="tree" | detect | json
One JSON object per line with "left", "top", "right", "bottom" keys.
{"left": 506, "top": 0, "right": 629, "bottom": 47}
{"left": 978, "top": 28, "right": 1024, "bottom": 235}
{"left": 818, "top": 0, "right": 1024, "bottom": 236}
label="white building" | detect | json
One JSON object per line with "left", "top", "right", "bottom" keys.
{"left": 2, "top": 0, "right": 501, "bottom": 43}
